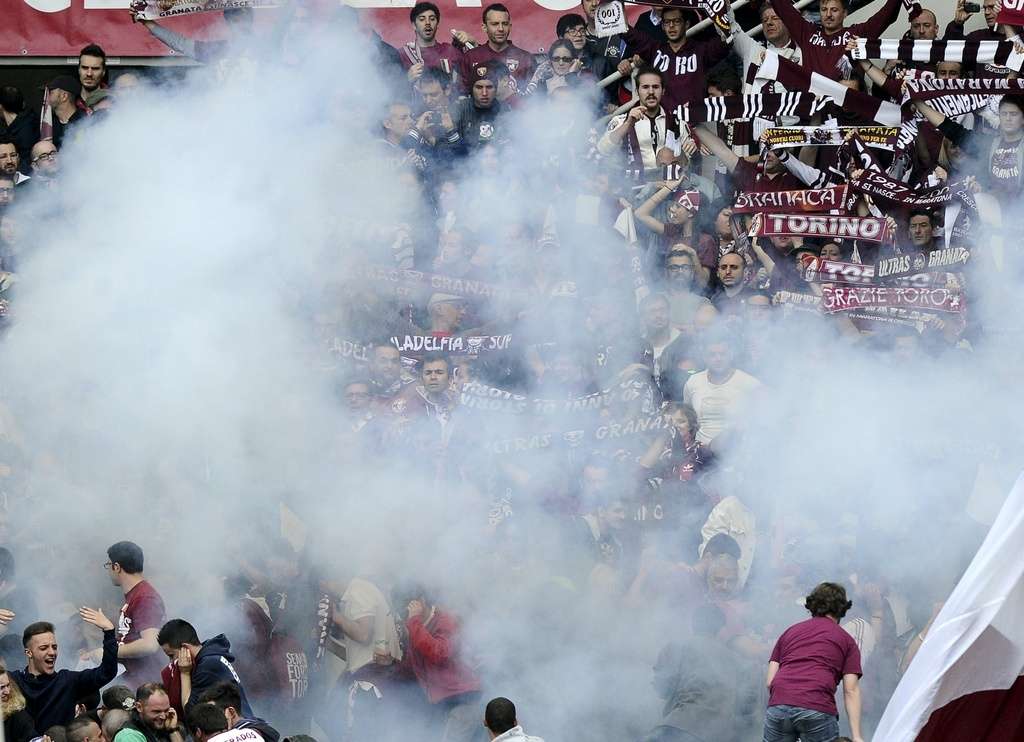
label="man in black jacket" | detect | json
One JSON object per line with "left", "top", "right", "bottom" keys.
{"left": 156, "top": 620, "right": 254, "bottom": 717}
{"left": 13, "top": 608, "right": 117, "bottom": 734}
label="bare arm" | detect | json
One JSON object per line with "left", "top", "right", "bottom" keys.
{"left": 842, "top": 673, "right": 864, "bottom": 741}
{"left": 117, "top": 628, "right": 160, "bottom": 659}
{"left": 333, "top": 612, "right": 373, "bottom": 644}
{"left": 635, "top": 183, "right": 677, "bottom": 234}
{"left": 765, "top": 660, "right": 780, "bottom": 689}
{"left": 695, "top": 124, "right": 739, "bottom": 172}
{"left": 136, "top": 18, "right": 198, "bottom": 59}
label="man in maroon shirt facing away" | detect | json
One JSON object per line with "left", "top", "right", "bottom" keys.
{"left": 772, "top": 0, "right": 905, "bottom": 78}
{"left": 83, "top": 541, "right": 166, "bottom": 690}
{"left": 763, "top": 582, "right": 864, "bottom": 742}
{"left": 460, "top": 4, "right": 535, "bottom": 95}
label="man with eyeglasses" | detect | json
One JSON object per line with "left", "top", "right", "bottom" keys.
{"left": 29, "top": 141, "right": 60, "bottom": 189}
{"left": 82, "top": 542, "right": 165, "bottom": 690}
{"left": 619, "top": 6, "right": 731, "bottom": 116}
{"left": 665, "top": 247, "right": 712, "bottom": 334}
{"left": 0, "top": 176, "right": 13, "bottom": 213}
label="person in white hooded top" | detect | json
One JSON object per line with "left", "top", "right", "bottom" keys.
{"left": 484, "top": 697, "right": 545, "bottom": 742}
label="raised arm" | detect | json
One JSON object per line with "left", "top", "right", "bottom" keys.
{"left": 851, "top": 0, "right": 905, "bottom": 38}
{"left": 695, "top": 124, "right": 740, "bottom": 172}
{"left": 132, "top": 15, "right": 198, "bottom": 59}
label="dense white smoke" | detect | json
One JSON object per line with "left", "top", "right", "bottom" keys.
{"left": 2, "top": 5, "right": 1024, "bottom": 741}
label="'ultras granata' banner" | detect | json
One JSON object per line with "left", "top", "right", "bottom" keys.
{"left": 1, "top": 0, "right": 617, "bottom": 58}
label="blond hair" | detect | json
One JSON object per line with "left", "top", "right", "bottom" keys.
{"left": 0, "top": 666, "right": 26, "bottom": 719}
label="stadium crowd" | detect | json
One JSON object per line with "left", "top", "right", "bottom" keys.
{"left": 0, "top": 0, "right": 1018, "bottom": 740}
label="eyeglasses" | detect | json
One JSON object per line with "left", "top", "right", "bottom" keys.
{"left": 564, "top": 26, "right": 586, "bottom": 35}
{"left": 663, "top": 17, "right": 686, "bottom": 26}
{"left": 551, "top": 55, "right": 574, "bottom": 63}
{"left": 32, "top": 152, "right": 57, "bottom": 163}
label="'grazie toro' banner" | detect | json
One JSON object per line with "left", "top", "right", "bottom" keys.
{"left": 732, "top": 186, "right": 849, "bottom": 214}
{"left": 3, "top": 0, "right": 596, "bottom": 58}
{"left": 821, "top": 285, "right": 965, "bottom": 314}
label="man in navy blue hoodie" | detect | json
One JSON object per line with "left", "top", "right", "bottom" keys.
{"left": 13, "top": 607, "right": 118, "bottom": 734}
{"left": 155, "top": 619, "right": 254, "bottom": 717}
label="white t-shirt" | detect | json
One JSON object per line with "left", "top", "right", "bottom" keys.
{"left": 339, "top": 577, "right": 402, "bottom": 674}
{"left": 683, "top": 369, "right": 761, "bottom": 444}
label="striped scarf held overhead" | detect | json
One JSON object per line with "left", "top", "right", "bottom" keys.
{"left": 755, "top": 50, "right": 903, "bottom": 126}
{"left": 673, "top": 92, "right": 830, "bottom": 124}
{"left": 902, "top": 76, "right": 1024, "bottom": 119}
{"left": 851, "top": 38, "right": 1024, "bottom": 72}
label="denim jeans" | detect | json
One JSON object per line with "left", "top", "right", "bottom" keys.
{"left": 762, "top": 704, "right": 840, "bottom": 742}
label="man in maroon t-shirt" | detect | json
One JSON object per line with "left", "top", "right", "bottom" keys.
{"left": 621, "top": 6, "right": 730, "bottom": 116}
{"left": 460, "top": 3, "right": 536, "bottom": 94}
{"left": 773, "top": 0, "right": 904, "bottom": 78}
{"left": 763, "top": 582, "right": 865, "bottom": 742}
{"left": 84, "top": 541, "right": 167, "bottom": 690}
{"left": 399, "top": 2, "right": 465, "bottom": 86}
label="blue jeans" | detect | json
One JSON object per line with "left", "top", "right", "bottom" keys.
{"left": 762, "top": 705, "right": 839, "bottom": 742}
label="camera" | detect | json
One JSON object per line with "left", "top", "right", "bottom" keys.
{"left": 964, "top": 2, "right": 981, "bottom": 13}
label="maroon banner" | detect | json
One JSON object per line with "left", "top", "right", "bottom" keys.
{"left": 2, "top": 1, "right": 631, "bottom": 58}
{"left": 821, "top": 285, "right": 965, "bottom": 314}
{"left": 997, "top": 1, "right": 1024, "bottom": 28}
{"left": 758, "top": 213, "right": 893, "bottom": 244}
{"left": 875, "top": 246, "right": 971, "bottom": 279}
{"left": 733, "top": 186, "right": 850, "bottom": 214}
{"left": 802, "top": 257, "right": 876, "bottom": 285}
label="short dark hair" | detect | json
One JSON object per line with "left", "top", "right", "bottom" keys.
{"left": 805, "top": 582, "right": 853, "bottom": 619}
{"left": 707, "top": 65, "right": 742, "bottom": 95}
{"left": 418, "top": 67, "right": 450, "bottom": 90}
{"left": 101, "top": 686, "right": 135, "bottom": 712}
{"left": 908, "top": 208, "right": 933, "bottom": 224}
{"left": 557, "top": 12, "right": 586, "bottom": 36}
{"left": 45, "top": 726, "right": 68, "bottom": 742}
{"left": 999, "top": 95, "right": 1024, "bottom": 114}
{"left": 421, "top": 352, "right": 451, "bottom": 373}
{"left": 187, "top": 703, "right": 229, "bottom": 736}
{"left": 410, "top": 1, "right": 440, "bottom": 22}
{"left": 0, "top": 547, "right": 14, "bottom": 582}
{"left": 704, "top": 533, "right": 742, "bottom": 560}
{"left": 484, "top": 697, "right": 517, "bottom": 734}
{"left": 23, "top": 621, "right": 55, "bottom": 648}
{"left": 635, "top": 65, "right": 663, "bottom": 84}
{"left": 482, "top": 3, "right": 510, "bottom": 22}
{"left": 79, "top": 44, "right": 107, "bottom": 63}
{"left": 135, "top": 683, "right": 167, "bottom": 703}
{"left": 157, "top": 619, "right": 201, "bottom": 649}
{"left": 107, "top": 541, "right": 144, "bottom": 573}
{"left": 0, "top": 87, "right": 24, "bottom": 114}
{"left": 197, "top": 682, "right": 243, "bottom": 713}
{"left": 66, "top": 716, "right": 98, "bottom": 742}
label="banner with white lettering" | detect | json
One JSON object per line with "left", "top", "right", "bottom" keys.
{"left": 875, "top": 247, "right": 971, "bottom": 279}
{"left": 128, "top": 0, "right": 278, "bottom": 21}
{"left": 391, "top": 335, "right": 513, "bottom": 356}
{"left": 355, "top": 265, "right": 529, "bottom": 305}
{"left": 756, "top": 213, "right": 894, "bottom": 244}
{"left": 732, "top": 186, "right": 850, "bottom": 214}
{"left": 821, "top": 285, "right": 966, "bottom": 314}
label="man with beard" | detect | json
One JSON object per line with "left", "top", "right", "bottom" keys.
{"left": 113, "top": 684, "right": 183, "bottom": 742}
{"left": 0, "top": 141, "right": 27, "bottom": 187}
{"left": 401, "top": 3, "right": 465, "bottom": 84}
{"left": 598, "top": 68, "right": 680, "bottom": 180}
{"left": 708, "top": 252, "right": 755, "bottom": 314}
{"left": 460, "top": 4, "right": 534, "bottom": 94}
{"left": 13, "top": 611, "right": 118, "bottom": 733}
{"left": 77, "top": 45, "right": 107, "bottom": 109}
{"left": 28, "top": 141, "right": 59, "bottom": 190}
{"left": 663, "top": 247, "right": 711, "bottom": 334}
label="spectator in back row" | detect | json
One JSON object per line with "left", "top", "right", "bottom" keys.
{"left": 483, "top": 697, "right": 544, "bottom": 741}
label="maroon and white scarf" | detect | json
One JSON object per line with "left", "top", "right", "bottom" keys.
{"left": 851, "top": 38, "right": 1024, "bottom": 73}
{"left": 754, "top": 213, "right": 894, "bottom": 244}
{"left": 755, "top": 50, "right": 903, "bottom": 126}
{"left": 674, "top": 92, "right": 829, "bottom": 125}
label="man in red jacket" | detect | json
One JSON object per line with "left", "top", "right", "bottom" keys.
{"left": 403, "top": 587, "right": 482, "bottom": 742}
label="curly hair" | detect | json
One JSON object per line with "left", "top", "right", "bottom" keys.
{"left": 805, "top": 582, "right": 853, "bottom": 619}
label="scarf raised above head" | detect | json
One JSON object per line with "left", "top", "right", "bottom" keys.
{"left": 851, "top": 38, "right": 1024, "bottom": 73}
{"left": 675, "top": 92, "right": 829, "bottom": 125}
{"left": 755, "top": 49, "right": 903, "bottom": 126}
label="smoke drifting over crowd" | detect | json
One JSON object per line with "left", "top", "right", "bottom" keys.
{"left": 1, "top": 1, "right": 1023, "bottom": 741}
